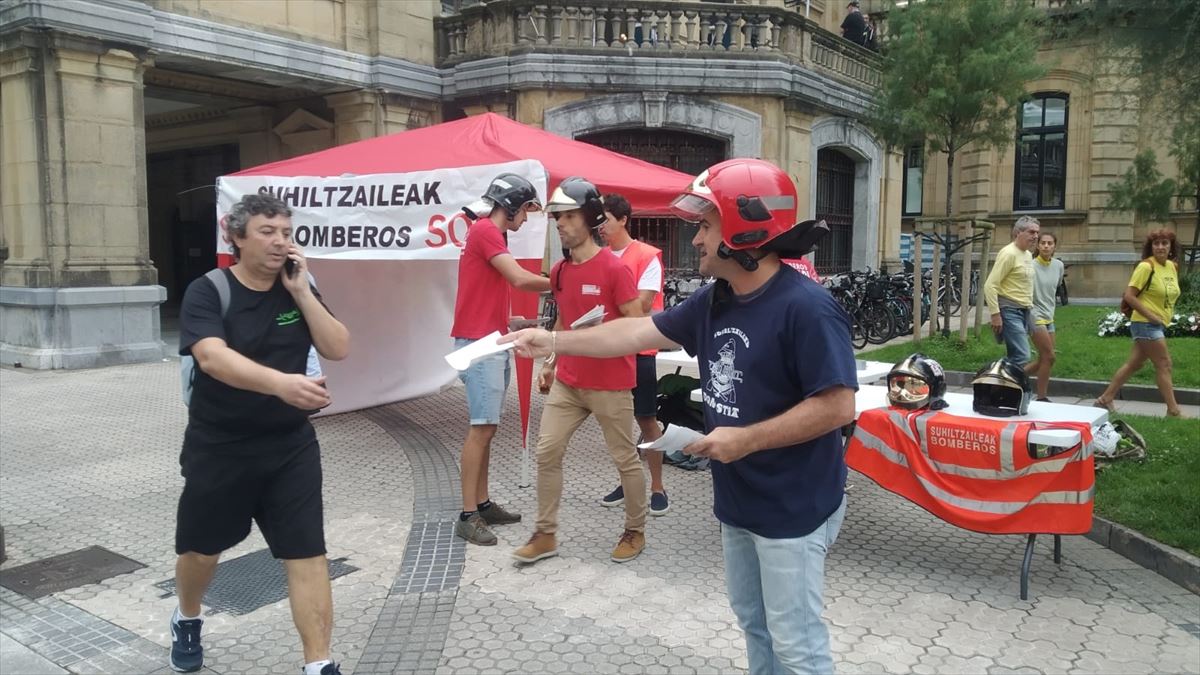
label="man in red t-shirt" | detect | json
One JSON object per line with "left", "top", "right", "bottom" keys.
{"left": 512, "top": 177, "right": 649, "bottom": 565}
{"left": 450, "top": 173, "right": 550, "bottom": 546}
{"left": 597, "top": 193, "right": 670, "bottom": 516}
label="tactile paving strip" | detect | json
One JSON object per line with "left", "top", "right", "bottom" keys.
{"left": 357, "top": 405, "right": 466, "bottom": 674}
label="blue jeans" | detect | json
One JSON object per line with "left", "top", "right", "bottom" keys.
{"left": 454, "top": 337, "right": 511, "bottom": 425}
{"left": 999, "top": 305, "right": 1033, "bottom": 366}
{"left": 1129, "top": 321, "right": 1166, "bottom": 341}
{"left": 722, "top": 497, "right": 847, "bottom": 675}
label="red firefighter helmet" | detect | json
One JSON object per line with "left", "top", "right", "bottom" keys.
{"left": 669, "top": 158, "right": 798, "bottom": 251}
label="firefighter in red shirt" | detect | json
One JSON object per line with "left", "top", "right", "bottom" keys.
{"left": 450, "top": 173, "right": 550, "bottom": 546}
{"left": 512, "top": 177, "right": 650, "bottom": 565}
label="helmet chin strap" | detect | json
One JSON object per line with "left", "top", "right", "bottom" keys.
{"left": 716, "top": 243, "right": 763, "bottom": 272}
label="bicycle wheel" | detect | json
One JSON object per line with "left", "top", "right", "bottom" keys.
{"left": 850, "top": 317, "right": 868, "bottom": 350}
{"left": 862, "top": 303, "right": 896, "bottom": 344}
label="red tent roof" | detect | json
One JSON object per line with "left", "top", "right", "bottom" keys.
{"left": 233, "top": 113, "right": 693, "bottom": 215}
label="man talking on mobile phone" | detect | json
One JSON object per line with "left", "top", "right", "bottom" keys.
{"left": 171, "top": 193, "right": 350, "bottom": 675}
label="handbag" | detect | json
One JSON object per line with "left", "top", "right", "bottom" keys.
{"left": 1118, "top": 258, "right": 1155, "bottom": 318}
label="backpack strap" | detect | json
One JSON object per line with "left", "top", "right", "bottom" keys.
{"left": 204, "top": 268, "right": 231, "bottom": 318}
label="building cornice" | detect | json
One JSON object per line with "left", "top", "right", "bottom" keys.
{"left": 1, "top": 0, "right": 874, "bottom": 116}
{"left": 0, "top": 0, "right": 442, "bottom": 98}
{"left": 446, "top": 53, "right": 874, "bottom": 117}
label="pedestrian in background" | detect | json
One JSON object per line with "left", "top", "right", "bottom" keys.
{"left": 984, "top": 216, "right": 1039, "bottom": 365}
{"left": 1096, "top": 228, "right": 1183, "bottom": 417}
{"left": 1027, "top": 231, "right": 1064, "bottom": 401}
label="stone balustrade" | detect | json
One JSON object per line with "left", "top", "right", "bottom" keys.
{"left": 436, "top": 0, "right": 880, "bottom": 90}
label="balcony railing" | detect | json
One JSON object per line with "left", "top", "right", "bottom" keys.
{"left": 436, "top": 0, "right": 881, "bottom": 89}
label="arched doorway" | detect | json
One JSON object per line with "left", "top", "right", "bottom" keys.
{"left": 577, "top": 128, "right": 725, "bottom": 277}
{"left": 814, "top": 148, "right": 856, "bottom": 275}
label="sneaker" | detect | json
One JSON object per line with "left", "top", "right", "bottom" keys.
{"left": 611, "top": 529, "right": 645, "bottom": 563}
{"left": 1036, "top": 397, "right": 1052, "bottom": 403}
{"left": 169, "top": 611, "right": 203, "bottom": 673}
{"left": 479, "top": 501, "right": 522, "bottom": 525}
{"left": 512, "top": 531, "right": 558, "bottom": 564}
{"left": 649, "top": 491, "right": 670, "bottom": 516}
{"left": 454, "top": 513, "right": 497, "bottom": 546}
{"left": 302, "top": 663, "right": 343, "bottom": 675}
{"left": 600, "top": 485, "right": 624, "bottom": 507}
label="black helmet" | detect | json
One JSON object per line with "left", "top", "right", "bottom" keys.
{"left": 465, "top": 173, "right": 541, "bottom": 220}
{"left": 887, "top": 353, "right": 948, "bottom": 411}
{"left": 545, "top": 176, "right": 607, "bottom": 229}
{"left": 972, "top": 358, "right": 1033, "bottom": 417}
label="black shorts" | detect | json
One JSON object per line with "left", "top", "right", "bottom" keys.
{"left": 175, "top": 437, "right": 325, "bottom": 560}
{"left": 632, "top": 354, "right": 658, "bottom": 418}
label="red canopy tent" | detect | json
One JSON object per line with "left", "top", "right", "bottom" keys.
{"left": 219, "top": 113, "right": 693, "bottom": 457}
{"left": 233, "top": 112, "right": 691, "bottom": 214}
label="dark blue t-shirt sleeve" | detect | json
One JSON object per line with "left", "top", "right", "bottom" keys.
{"left": 791, "top": 289, "right": 859, "bottom": 398}
{"left": 651, "top": 284, "right": 710, "bottom": 355}
{"left": 179, "top": 275, "right": 224, "bottom": 356}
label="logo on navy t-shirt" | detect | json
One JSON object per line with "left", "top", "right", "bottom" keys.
{"left": 704, "top": 328, "right": 748, "bottom": 418}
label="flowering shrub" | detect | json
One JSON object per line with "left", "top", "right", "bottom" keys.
{"left": 1097, "top": 311, "right": 1200, "bottom": 337}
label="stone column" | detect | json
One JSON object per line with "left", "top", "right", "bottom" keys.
{"left": 1086, "top": 53, "right": 1138, "bottom": 245}
{"left": 0, "top": 31, "right": 165, "bottom": 369}
{"left": 880, "top": 146, "right": 905, "bottom": 271}
{"left": 325, "top": 90, "right": 439, "bottom": 145}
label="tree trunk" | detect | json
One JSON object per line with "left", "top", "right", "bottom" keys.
{"left": 942, "top": 149, "right": 956, "bottom": 337}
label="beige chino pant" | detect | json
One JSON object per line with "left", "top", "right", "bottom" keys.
{"left": 535, "top": 380, "right": 648, "bottom": 534}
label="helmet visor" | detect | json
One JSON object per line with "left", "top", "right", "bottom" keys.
{"left": 520, "top": 199, "right": 542, "bottom": 213}
{"left": 888, "top": 374, "right": 931, "bottom": 406}
{"left": 669, "top": 193, "right": 716, "bottom": 223}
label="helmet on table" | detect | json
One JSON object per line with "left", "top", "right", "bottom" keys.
{"left": 972, "top": 358, "right": 1033, "bottom": 417}
{"left": 886, "top": 353, "right": 949, "bottom": 411}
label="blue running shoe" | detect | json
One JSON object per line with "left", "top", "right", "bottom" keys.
{"left": 169, "top": 610, "right": 203, "bottom": 673}
{"left": 650, "top": 491, "right": 670, "bottom": 516}
{"left": 600, "top": 485, "right": 624, "bottom": 507}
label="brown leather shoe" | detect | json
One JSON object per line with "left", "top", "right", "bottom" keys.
{"left": 611, "top": 529, "right": 645, "bottom": 563}
{"left": 512, "top": 531, "right": 558, "bottom": 564}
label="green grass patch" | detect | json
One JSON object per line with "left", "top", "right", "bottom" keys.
{"left": 1093, "top": 413, "right": 1200, "bottom": 556}
{"left": 861, "top": 305, "right": 1200, "bottom": 388}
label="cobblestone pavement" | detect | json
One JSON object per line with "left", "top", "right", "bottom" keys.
{"left": 1, "top": 360, "right": 1197, "bottom": 674}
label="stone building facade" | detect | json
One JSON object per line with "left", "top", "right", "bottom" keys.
{"left": 0, "top": 0, "right": 1193, "bottom": 368}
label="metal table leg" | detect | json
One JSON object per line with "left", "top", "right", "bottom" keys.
{"left": 1020, "top": 533, "right": 1037, "bottom": 600}
{"left": 1054, "top": 534, "right": 1062, "bottom": 564}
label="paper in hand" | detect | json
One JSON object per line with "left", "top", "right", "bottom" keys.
{"left": 444, "top": 331, "right": 514, "bottom": 371}
{"left": 638, "top": 424, "right": 705, "bottom": 455}
{"left": 570, "top": 304, "right": 606, "bottom": 330}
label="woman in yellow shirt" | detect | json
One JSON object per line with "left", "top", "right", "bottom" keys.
{"left": 1096, "top": 229, "right": 1183, "bottom": 417}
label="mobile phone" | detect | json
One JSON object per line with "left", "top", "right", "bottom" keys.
{"left": 284, "top": 258, "right": 297, "bottom": 278}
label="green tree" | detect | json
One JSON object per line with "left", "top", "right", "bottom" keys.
{"left": 868, "top": 0, "right": 1045, "bottom": 336}
{"left": 1094, "top": 0, "right": 1200, "bottom": 270}
{"left": 1106, "top": 150, "right": 1178, "bottom": 223}
{"left": 869, "top": 0, "right": 1045, "bottom": 219}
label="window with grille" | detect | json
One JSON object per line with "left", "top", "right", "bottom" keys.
{"left": 903, "top": 143, "right": 923, "bottom": 217}
{"left": 577, "top": 129, "right": 725, "bottom": 273}
{"left": 1014, "top": 94, "right": 1068, "bottom": 211}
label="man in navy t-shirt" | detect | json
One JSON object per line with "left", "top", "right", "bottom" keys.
{"left": 503, "top": 159, "right": 858, "bottom": 674}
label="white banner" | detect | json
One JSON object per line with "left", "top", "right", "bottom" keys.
{"left": 216, "top": 159, "right": 549, "bottom": 261}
